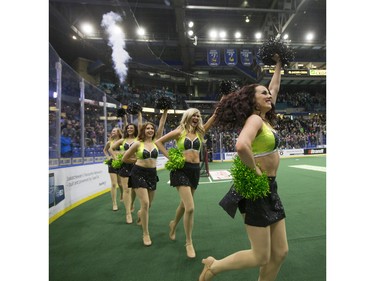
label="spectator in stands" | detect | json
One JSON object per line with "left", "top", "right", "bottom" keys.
{"left": 61, "top": 119, "right": 76, "bottom": 140}
{"left": 122, "top": 110, "right": 168, "bottom": 246}
{"left": 103, "top": 127, "right": 123, "bottom": 211}
{"left": 155, "top": 108, "right": 217, "bottom": 258}
{"left": 198, "top": 54, "right": 288, "bottom": 280}
{"left": 109, "top": 112, "right": 142, "bottom": 224}
{"left": 61, "top": 128, "right": 73, "bottom": 157}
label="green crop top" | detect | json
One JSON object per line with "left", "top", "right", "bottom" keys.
{"left": 252, "top": 122, "right": 280, "bottom": 157}
{"left": 176, "top": 130, "right": 202, "bottom": 152}
{"left": 136, "top": 142, "right": 159, "bottom": 160}
{"left": 120, "top": 138, "right": 135, "bottom": 151}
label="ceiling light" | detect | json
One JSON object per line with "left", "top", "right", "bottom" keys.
{"left": 306, "top": 32, "right": 314, "bottom": 41}
{"left": 81, "top": 23, "right": 94, "bottom": 35}
{"left": 137, "top": 27, "right": 145, "bottom": 36}
{"left": 283, "top": 34, "right": 289, "bottom": 40}
{"left": 219, "top": 31, "right": 227, "bottom": 39}
{"left": 234, "top": 31, "right": 241, "bottom": 39}
{"left": 209, "top": 29, "right": 218, "bottom": 39}
{"left": 245, "top": 16, "right": 250, "bottom": 23}
{"left": 255, "top": 32, "right": 262, "bottom": 39}
{"left": 188, "top": 21, "right": 194, "bottom": 28}
{"left": 188, "top": 30, "right": 194, "bottom": 36}
{"left": 241, "top": 1, "right": 249, "bottom": 7}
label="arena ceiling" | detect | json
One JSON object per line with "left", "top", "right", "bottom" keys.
{"left": 49, "top": 0, "right": 326, "bottom": 86}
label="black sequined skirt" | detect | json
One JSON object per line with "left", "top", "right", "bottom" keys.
{"left": 107, "top": 159, "right": 119, "bottom": 174}
{"left": 170, "top": 162, "right": 200, "bottom": 189}
{"left": 118, "top": 163, "right": 134, "bottom": 178}
{"left": 219, "top": 177, "right": 285, "bottom": 227}
{"left": 130, "top": 165, "right": 158, "bottom": 191}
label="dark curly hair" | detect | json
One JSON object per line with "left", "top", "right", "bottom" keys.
{"left": 214, "top": 84, "right": 277, "bottom": 130}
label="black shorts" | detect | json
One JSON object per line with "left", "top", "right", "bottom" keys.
{"left": 130, "top": 165, "right": 158, "bottom": 191}
{"left": 107, "top": 159, "right": 119, "bottom": 174}
{"left": 238, "top": 177, "right": 286, "bottom": 227}
{"left": 170, "top": 162, "right": 200, "bottom": 189}
{"left": 118, "top": 163, "right": 134, "bottom": 178}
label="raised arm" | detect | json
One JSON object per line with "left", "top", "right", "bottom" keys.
{"left": 203, "top": 108, "right": 218, "bottom": 132}
{"left": 137, "top": 111, "right": 143, "bottom": 133}
{"left": 122, "top": 113, "right": 128, "bottom": 132}
{"left": 268, "top": 54, "right": 282, "bottom": 105}
{"left": 155, "top": 110, "right": 168, "bottom": 140}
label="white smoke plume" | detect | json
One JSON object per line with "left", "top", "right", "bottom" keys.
{"left": 101, "top": 12, "right": 131, "bottom": 84}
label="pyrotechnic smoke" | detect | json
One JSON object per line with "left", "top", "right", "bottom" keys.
{"left": 101, "top": 12, "right": 131, "bottom": 84}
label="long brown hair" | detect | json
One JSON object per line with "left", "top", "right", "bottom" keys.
{"left": 137, "top": 122, "right": 156, "bottom": 141}
{"left": 123, "top": 123, "right": 138, "bottom": 138}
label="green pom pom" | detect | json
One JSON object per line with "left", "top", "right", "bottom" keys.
{"left": 229, "top": 155, "right": 270, "bottom": 200}
{"left": 165, "top": 148, "right": 185, "bottom": 171}
{"left": 104, "top": 159, "right": 110, "bottom": 165}
{"left": 111, "top": 153, "right": 123, "bottom": 169}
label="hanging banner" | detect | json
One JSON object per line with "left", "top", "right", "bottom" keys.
{"left": 207, "top": 49, "right": 220, "bottom": 66}
{"left": 240, "top": 49, "right": 253, "bottom": 66}
{"left": 224, "top": 49, "right": 237, "bottom": 66}
{"left": 255, "top": 50, "right": 263, "bottom": 65}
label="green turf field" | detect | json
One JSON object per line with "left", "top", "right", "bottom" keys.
{"left": 49, "top": 155, "right": 326, "bottom": 281}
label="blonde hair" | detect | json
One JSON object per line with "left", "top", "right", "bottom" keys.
{"left": 110, "top": 127, "right": 123, "bottom": 141}
{"left": 179, "top": 108, "right": 205, "bottom": 138}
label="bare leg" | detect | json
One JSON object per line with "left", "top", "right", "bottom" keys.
{"left": 169, "top": 201, "right": 184, "bottom": 241}
{"left": 134, "top": 188, "right": 154, "bottom": 246}
{"left": 120, "top": 177, "right": 133, "bottom": 223}
{"left": 109, "top": 173, "right": 118, "bottom": 211}
{"left": 176, "top": 186, "right": 196, "bottom": 258}
{"left": 169, "top": 185, "right": 195, "bottom": 241}
{"left": 130, "top": 188, "right": 136, "bottom": 212}
{"left": 199, "top": 224, "right": 273, "bottom": 280}
{"left": 117, "top": 174, "right": 124, "bottom": 202}
{"left": 258, "top": 219, "right": 288, "bottom": 281}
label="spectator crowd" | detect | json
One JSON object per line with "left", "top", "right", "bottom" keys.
{"left": 49, "top": 84, "right": 326, "bottom": 159}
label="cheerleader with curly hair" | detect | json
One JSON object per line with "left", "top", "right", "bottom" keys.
{"left": 198, "top": 54, "right": 288, "bottom": 281}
